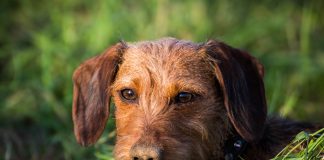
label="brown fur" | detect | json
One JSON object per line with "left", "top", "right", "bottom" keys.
{"left": 72, "top": 38, "right": 320, "bottom": 160}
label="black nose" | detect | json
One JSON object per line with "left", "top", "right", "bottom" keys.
{"left": 130, "top": 144, "right": 162, "bottom": 160}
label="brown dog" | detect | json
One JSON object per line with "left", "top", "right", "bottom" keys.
{"left": 72, "top": 38, "right": 318, "bottom": 160}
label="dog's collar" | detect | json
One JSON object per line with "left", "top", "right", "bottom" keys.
{"left": 224, "top": 136, "right": 248, "bottom": 160}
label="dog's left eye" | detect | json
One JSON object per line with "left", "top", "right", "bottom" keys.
{"left": 175, "top": 92, "right": 194, "bottom": 103}
{"left": 120, "top": 89, "right": 137, "bottom": 101}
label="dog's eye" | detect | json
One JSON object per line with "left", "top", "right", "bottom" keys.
{"left": 120, "top": 89, "right": 137, "bottom": 101}
{"left": 175, "top": 92, "right": 194, "bottom": 103}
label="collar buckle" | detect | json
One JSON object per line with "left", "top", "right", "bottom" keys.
{"left": 224, "top": 137, "right": 248, "bottom": 160}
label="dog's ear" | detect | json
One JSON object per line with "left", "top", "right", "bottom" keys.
{"left": 203, "top": 40, "right": 267, "bottom": 143}
{"left": 72, "top": 42, "right": 126, "bottom": 146}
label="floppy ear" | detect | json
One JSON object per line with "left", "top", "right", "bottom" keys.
{"left": 72, "top": 42, "right": 127, "bottom": 146}
{"left": 203, "top": 40, "right": 267, "bottom": 143}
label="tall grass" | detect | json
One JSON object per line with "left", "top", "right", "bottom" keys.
{"left": 0, "top": 0, "right": 323, "bottom": 159}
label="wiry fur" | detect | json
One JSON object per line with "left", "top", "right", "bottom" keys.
{"left": 72, "top": 38, "right": 320, "bottom": 160}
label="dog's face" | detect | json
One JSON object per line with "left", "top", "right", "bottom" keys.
{"left": 72, "top": 38, "right": 267, "bottom": 160}
{"left": 111, "top": 41, "right": 228, "bottom": 159}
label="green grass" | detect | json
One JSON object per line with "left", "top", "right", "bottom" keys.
{"left": 0, "top": 0, "right": 323, "bottom": 159}
{"left": 272, "top": 128, "right": 324, "bottom": 160}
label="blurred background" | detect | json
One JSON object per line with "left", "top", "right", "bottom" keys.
{"left": 0, "top": 0, "right": 323, "bottom": 159}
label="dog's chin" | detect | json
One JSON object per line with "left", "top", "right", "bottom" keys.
{"left": 114, "top": 146, "right": 205, "bottom": 160}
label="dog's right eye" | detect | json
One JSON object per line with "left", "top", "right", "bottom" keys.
{"left": 120, "top": 89, "right": 137, "bottom": 101}
{"left": 175, "top": 92, "right": 194, "bottom": 104}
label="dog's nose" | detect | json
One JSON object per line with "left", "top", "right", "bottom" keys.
{"left": 130, "top": 144, "right": 162, "bottom": 160}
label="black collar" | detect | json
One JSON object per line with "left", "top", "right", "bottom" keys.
{"left": 224, "top": 136, "right": 248, "bottom": 160}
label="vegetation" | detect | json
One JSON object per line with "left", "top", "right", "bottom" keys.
{"left": 0, "top": 0, "right": 323, "bottom": 159}
{"left": 272, "top": 128, "right": 324, "bottom": 160}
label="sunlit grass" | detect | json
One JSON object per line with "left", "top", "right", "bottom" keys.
{"left": 272, "top": 128, "right": 324, "bottom": 160}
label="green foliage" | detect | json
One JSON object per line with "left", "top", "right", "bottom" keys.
{"left": 272, "top": 128, "right": 324, "bottom": 160}
{"left": 0, "top": 0, "right": 323, "bottom": 159}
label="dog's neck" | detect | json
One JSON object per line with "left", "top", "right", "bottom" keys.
{"left": 233, "top": 117, "right": 318, "bottom": 160}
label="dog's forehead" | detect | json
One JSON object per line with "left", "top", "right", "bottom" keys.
{"left": 121, "top": 39, "right": 208, "bottom": 74}
{"left": 113, "top": 39, "right": 214, "bottom": 93}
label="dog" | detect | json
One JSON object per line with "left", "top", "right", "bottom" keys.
{"left": 72, "top": 38, "right": 319, "bottom": 160}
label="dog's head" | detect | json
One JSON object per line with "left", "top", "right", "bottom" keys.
{"left": 72, "top": 38, "right": 267, "bottom": 159}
